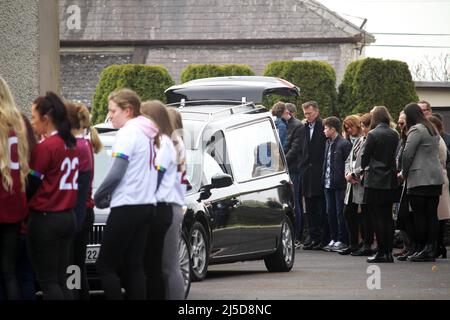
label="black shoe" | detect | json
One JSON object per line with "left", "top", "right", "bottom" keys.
{"left": 338, "top": 247, "right": 354, "bottom": 255}
{"left": 302, "top": 241, "right": 316, "bottom": 250}
{"left": 351, "top": 247, "right": 373, "bottom": 256}
{"left": 367, "top": 251, "right": 394, "bottom": 263}
{"left": 410, "top": 245, "right": 436, "bottom": 262}
{"left": 397, "top": 248, "right": 416, "bottom": 261}
{"left": 312, "top": 242, "right": 325, "bottom": 250}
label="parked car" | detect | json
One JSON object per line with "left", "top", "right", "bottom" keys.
{"left": 87, "top": 76, "right": 299, "bottom": 296}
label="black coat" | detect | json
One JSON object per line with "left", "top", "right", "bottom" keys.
{"left": 284, "top": 117, "right": 304, "bottom": 174}
{"left": 298, "top": 118, "right": 327, "bottom": 197}
{"left": 322, "top": 135, "right": 352, "bottom": 190}
{"left": 361, "top": 123, "right": 399, "bottom": 190}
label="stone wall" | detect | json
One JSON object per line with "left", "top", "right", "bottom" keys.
{"left": 0, "top": 0, "right": 40, "bottom": 115}
{"left": 60, "top": 52, "right": 132, "bottom": 107}
{"left": 145, "top": 43, "right": 358, "bottom": 84}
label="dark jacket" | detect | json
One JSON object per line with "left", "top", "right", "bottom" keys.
{"left": 361, "top": 123, "right": 399, "bottom": 190}
{"left": 298, "top": 118, "right": 327, "bottom": 197}
{"left": 323, "top": 135, "right": 352, "bottom": 190}
{"left": 284, "top": 117, "right": 304, "bottom": 174}
{"left": 274, "top": 117, "right": 287, "bottom": 148}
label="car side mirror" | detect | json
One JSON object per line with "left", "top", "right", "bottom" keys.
{"left": 211, "top": 174, "right": 233, "bottom": 189}
{"left": 197, "top": 174, "right": 233, "bottom": 202}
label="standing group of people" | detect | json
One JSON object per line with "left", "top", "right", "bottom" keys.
{"left": 272, "top": 99, "right": 449, "bottom": 263}
{"left": 0, "top": 75, "right": 102, "bottom": 300}
{"left": 93, "top": 90, "right": 188, "bottom": 300}
{"left": 0, "top": 77, "right": 188, "bottom": 300}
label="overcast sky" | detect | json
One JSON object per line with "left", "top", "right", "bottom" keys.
{"left": 316, "top": 0, "right": 450, "bottom": 79}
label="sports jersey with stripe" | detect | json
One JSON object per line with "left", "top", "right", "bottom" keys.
{"left": 28, "top": 133, "right": 79, "bottom": 212}
{"left": 172, "top": 134, "right": 188, "bottom": 206}
{"left": 0, "top": 131, "right": 27, "bottom": 223}
{"left": 154, "top": 135, "right": 178, "bottom": 204}
{"left": 109, "top": 121, "right": 157, "bottom": 207}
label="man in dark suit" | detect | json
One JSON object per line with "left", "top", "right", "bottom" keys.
{"left": 298, "top": 101, "right": 329, "bottom": 250}
{"left": 284, "top": 103, "right": 304, "bottom": 248}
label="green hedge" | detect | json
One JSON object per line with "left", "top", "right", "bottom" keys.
{"left": 263, "top": 60, "right": 336, "bottom": 118}
{"left": 91, "top": 64, "right": 175, "bottom": 124}
{"left": 339, "top": 58, "right": 418, "bottom": 119}
{"left": 180, "top": 64, "right": 255, "bottom": 83}
{"left": 336, "top": 60, "right": 362, "bottom": 118}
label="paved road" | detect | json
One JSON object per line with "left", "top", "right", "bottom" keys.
{"left": 187, "top": 248, "right": 450, "bottom": 300}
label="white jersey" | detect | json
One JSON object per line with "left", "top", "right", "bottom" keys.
{"left": 155, "top": 135, "right": 178, "bottom": 203}
{"left": 173, "top": 134, "right": 187, "bottom": 206}
{"left": 110, "top": 123, "right": 157, "bottom": 207}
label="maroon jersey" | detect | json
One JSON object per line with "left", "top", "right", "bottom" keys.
{"left": 0, "top": 131, "right": 27, "bottom": 223}
{"left": 29, "top": 134, "right": 79, "bottom": 212}
{"left": 85, "top": 139, "right": 95, "bottom": 209}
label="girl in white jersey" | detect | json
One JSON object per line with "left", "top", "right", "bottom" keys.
{"left": 141, "top": 100, "right": 180, "bottom": 300}
{"left": 94, "top": 89, "right": 158, "bottom": 300}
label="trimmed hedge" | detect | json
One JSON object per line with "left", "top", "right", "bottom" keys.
{"left": 263, "top": 60, "right": 336, "bottom": 118}
{"left": 180, "top": 64, "right": 255, "bottom": 83}
{"left": 338, "top": 58, "right": 418, "bottom": 119}
{"left": 91, "top": 64, "right": 174, "bottom": 124}
{"left": 336, "top": 60, "right": 362, "bottom": 118}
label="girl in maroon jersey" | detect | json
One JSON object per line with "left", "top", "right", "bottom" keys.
{"left": 0, "top": 76, "right": 30, "bottom": 300}
{"left": 27, "top": 91, "right": 78, "bottom": 300}
{"left": 65, "top": 102, "right": 102, "bottom": 300}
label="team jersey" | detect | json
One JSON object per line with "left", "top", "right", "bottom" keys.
{"left": 0, "top": 131, "right": 27, "bottom": 223}
{"left": 172, "top": 134, "right": 188, "bottom": 206}
{"left": 28, "top": 133, "right": 79, "bottom": 212}
{"left": 154, "top": 135, "right": 178, "bottom": 204}
{"left": 110, "top": 122, "right": 157, "bottom": 207}
{"left": 76, "top": 136, "right": 93, "bottom": 173}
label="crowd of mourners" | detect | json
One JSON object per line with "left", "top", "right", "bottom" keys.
{"left": 0, "top": 76, "right": 187, "bottom": 300}
{"left": 272, "top": 99, "right": 449, "bottom": 263}
{"left": 1, "top": 70, "right": 448, "bottom": 300}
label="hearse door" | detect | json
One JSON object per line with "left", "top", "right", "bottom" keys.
{"left": 201, "top": 131, "right": 242, "bottom": 258}
{"left": 225, "top": 120, "right": 287, "bottom": 254}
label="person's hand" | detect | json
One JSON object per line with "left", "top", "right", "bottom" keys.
{"left": 345, "top": 173, "right": 353, "bottom": 182}
{"left": 94, "top": 194, "right": 111, "bottom": 209}
{"left": 397, "top": 171, "right": 404, "bottom": 184}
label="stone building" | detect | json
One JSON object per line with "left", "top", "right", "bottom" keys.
{"left": 59, "top": 0, "right": 374, "bottom": 107}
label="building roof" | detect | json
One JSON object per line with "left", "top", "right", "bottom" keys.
{"left": 415, "top": 81, "right": 450, "bottom": 89}
{"left": 59, "top": 0, "right": 375, "bottom": 44}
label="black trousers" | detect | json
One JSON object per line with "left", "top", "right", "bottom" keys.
{"left": 409, "top": 195, "right": 439, "bottom": 247}
{"left": 144, "top": 202, "right": 173, "bottom": 300}
{"left": 0, "top": 223, "right": 21, "bottom": 300}
{"left": 72, "top": 207, "right": 94, "bottom": 300}
{"left": 304, "top": 196, "right": 329, "bottom": 245}
{"left": 27, "top": 209, "right": 76, "bottom": 300}
{"left": 344, "top": 203, "right": 374, "bottom": 249}
{"left": 96, "top": 204, "right": 153, "bottom": 300}
{"left": 367, "top": 203, "right": 394, "bottom": 253}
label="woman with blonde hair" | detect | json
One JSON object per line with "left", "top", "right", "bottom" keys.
{"left": 0, "top": 76, "right": 29, "bottom": 299}
{"left": 342, "top": 115, "right": 362, "bottom": 143}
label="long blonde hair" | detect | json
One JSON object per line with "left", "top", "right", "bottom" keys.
{"left": 0, "top": 76, "right": 29, "bottom": 192}
{"left": 66, "top": 102, "right": 103, "bottom": 154}
{"left": 167, "top": 107, "right": 186, "bottom": 172}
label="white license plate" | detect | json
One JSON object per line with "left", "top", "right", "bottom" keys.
{"left": 86, "top": 246, "right": 100, "bottom": 263}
